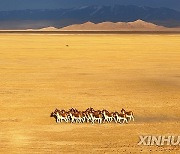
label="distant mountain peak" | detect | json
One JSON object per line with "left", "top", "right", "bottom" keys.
{"left": 133, "top": 19, "right": 146, "bottom": 23}
{"left": 40, "top": 26, "right": 58, "bottom": 31}
{"left": 84, "top": 21, "right": 95, "bottom": 25}
{"left": 128, "top": 19, "right": 161, "bottom": 28}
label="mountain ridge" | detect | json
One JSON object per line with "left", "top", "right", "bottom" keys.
{"left": 25, "top": 20, "right": 180, "bottom": 31}
{"left": 61, "top": 20, "right": 165, "bottom": 31}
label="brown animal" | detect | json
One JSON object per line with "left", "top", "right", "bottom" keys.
{"left": 114, "top": 112, "right": 127, "bottom": 124}
{"left": 102, "top": 109, "right": 113, "bottom": 123}
{"left": 90, "top": 111, "right": 103, "bottom": 124}
{"left": 121, "top": 108, "right": 134, "bottom": 122}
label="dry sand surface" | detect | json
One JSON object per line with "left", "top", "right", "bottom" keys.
{"left": 0, "top": 33, "right": 180, "bottom": 153}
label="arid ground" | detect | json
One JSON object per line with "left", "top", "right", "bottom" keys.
{"left": 0, "top": 33, "right": 180, "bottom": 153}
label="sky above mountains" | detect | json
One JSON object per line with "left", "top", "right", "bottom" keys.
{"left": 0, "top": 0, "right": 179, "bottom": 11}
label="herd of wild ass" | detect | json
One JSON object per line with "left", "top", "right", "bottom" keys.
{"left": 50, "top": 107, "right": 134, "bottom": 124}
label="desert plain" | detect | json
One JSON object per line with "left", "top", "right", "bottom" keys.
{"left": 0, "top": 33, "right": 180, "bottom": 153}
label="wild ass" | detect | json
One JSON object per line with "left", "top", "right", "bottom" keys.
{"left": 89, "top": 110, "right": 103, "bottom": 124}
{"left": 102, "top": 110, "right": 114, "bottom": 123}
{"left": 51, "top": 109, "right": 68, "bottom": 123}
{"left": 114, "top": 112, "right": 128, "bottom": 124}
{"left": 121, "top": 108, "right": 134, "bottom": 122}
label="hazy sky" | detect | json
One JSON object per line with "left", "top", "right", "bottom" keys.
{"left": 0, "top": 0, "right": 179, "bottom": 11}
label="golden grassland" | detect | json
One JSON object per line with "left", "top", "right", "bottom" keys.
{"left": 0, "top": 34, "right": 180, "bottom": 153}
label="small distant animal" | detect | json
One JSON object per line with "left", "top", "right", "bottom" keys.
{"left": 121, "top": 108, "right": 134, "bottom": 122}
{"left": 66, "top": 45, "right": 69, "bottom": 47}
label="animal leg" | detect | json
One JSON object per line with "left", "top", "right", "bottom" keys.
{"left": 113, "top": 117, "right": 117, "bottom": 123}
{"left": 132, "top": 115, "right": 135, "bottom": 121}
{"left": 100, "top": 118, "right": 102, "bottom": 124}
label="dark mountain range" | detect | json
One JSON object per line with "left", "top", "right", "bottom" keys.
{"left": 0, "top": 5, "right": 180, "bottom": 29}
{"left": 1, "top": 0, "right": 180, "bottom": 11}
